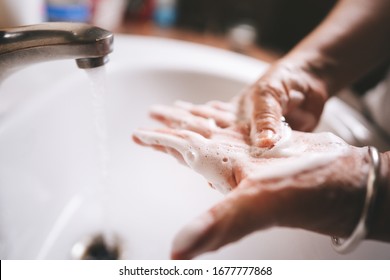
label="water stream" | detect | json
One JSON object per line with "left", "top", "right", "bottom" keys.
{"left": 35, "top": 66, "right": 116, "bottom": 259}
{"left": 83, "top": 66, "right": 119, "bottom": 258}
{"left": 86, "top": 67, "right": 110, "bottom": 184}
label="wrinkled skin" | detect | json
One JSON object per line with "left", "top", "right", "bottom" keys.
{"left": 245, "top": 0, "right": 390, "bottom": 149}
{"left": 133, "top": 99, "right": 368, "bottom": 260}
{"left": 133, "top": 0, "right": 390, "bottom": 258}
{"left": 245, "top": 61, "right": 328, "bottom": 148}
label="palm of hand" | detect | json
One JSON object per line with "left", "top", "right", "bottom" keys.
{"left": 133, "top": 99, "right": 366, "bottom": 260}
{"left": 133, "top": 99, "right": 347, "bottom": 194}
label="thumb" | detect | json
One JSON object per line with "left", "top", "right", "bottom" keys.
{"left": 171, "top": 182, "right": 278, "bottom": 259}
{"left": 250, "top": 86, "right": 284, "bottom": 149}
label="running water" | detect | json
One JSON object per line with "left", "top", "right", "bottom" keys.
{"left": 36, "top": 66, "right": 115, "bottom": 259}
{"left": 86, "top": 66, "right": 110, "bottom": 183}
{"left": 84, "top": 66, "right": 118, "bottom": 252}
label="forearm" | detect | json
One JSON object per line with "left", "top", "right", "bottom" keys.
{"left": 281, "top": 0, "right": 390, "bottom": 94}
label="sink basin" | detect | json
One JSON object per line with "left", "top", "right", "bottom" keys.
{"left": 0, "top": 35, "right": 389, "bottom": 259}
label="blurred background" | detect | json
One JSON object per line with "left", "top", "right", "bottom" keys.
{"left": 0, "top": 0, "right": 336, "bottom": 59}
{"left": 0, "top": 0, "right": 387, "bottom": 96}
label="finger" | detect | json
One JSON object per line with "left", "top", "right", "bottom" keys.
{"left": 286, "top": 89, "right": 304, "bottom": 112}
{"left": 133, "top": 138, "right": 187, "bottom": 165}
{"left": 165, "top": 146, "right": 187, "bottom": 165}
{"left": 171, "top": 180, "right": 278, "bottom": 259}
{"left": 250, "top": 85, "right": 284, "bottom": 148}
{"left": 133, "top": 128, "right": 206, "bottom": 165}
{"left": 150, "top": 105, "right": 214, "bottom": 138}
{"left": 133, "top": 128, "right": 189, "bottom": 152}
{"left": 285, "top": 108, "right": 317, "bottom": 132}
{"left": 286, "top": 77, "right": 327, "bottom": 131}
{"left": 175, "top": 101, "right": 236, "bottom": 128}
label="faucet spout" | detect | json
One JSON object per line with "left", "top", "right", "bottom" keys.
{"left": 0, "top": 22, "right": 114, "bottom": 78}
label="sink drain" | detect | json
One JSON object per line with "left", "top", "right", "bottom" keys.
{"left": 71, "top": 234, "right": 121, "bottom": 260}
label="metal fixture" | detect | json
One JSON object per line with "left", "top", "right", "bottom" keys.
{"left": 71, "top": 234, "right": 122, "bottom": 260}
{"left": 0, "top": 22, "right": 113, "bottom": 79}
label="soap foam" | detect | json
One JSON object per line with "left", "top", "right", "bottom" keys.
{"left": 248, "top": 127, "right": 349, "bottom": 182}
{"left": 134, "top": 121, "right": 349, "bottom": 195}
{"left": 250, "top": 121, "right": 306, "bottom": 158}
{"left": 187, "top": 125, "right": 349, "bottom": 193}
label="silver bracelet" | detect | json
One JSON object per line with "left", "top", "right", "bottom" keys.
{"left": 331, "top": 146, "right": 381, "bottom": 253}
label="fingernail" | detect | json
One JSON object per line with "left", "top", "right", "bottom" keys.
{"left": 256, "top": 129, "right": 277, "bottom": 148}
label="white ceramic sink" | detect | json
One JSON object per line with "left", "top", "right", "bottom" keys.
{"left": 0, "top": 35, "right": 389, "bottom": 259}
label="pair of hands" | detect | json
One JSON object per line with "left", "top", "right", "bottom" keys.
{"left": 133, "top": 62, "right": 368, "bottom": 259}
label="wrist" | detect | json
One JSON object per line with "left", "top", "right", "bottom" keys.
{"left": 367, "top": 151, "right": 390, "bottom": 242}
{"left": 331, "top": 146, "right": 383, "bottom": 253}
{"left": 275, "top": 147, "right": 368, "bottom": 237}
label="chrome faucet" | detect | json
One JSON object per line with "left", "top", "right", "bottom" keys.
{"left": 0, "top": 22, "right": 113, "bottom": 79}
